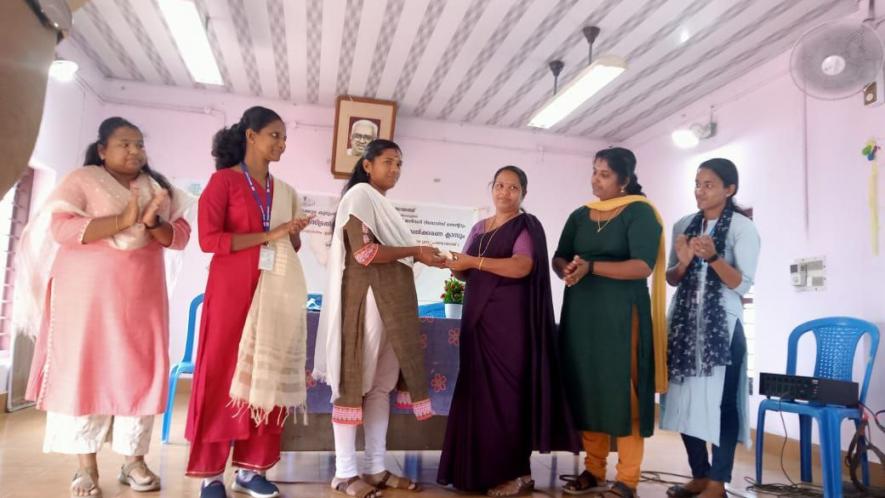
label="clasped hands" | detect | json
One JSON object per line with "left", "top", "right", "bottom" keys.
{"left": 117, "top": 183, "right": 168, "bottom": 230}
{"left": 561, "top": 255, "right": 591, "bottom": 287}
{"left": 675, "top": 234, "right": 716, "bottom": 265}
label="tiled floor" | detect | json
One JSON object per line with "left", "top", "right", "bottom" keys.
{"left": 0, "top": 394, "right": 879, "bottom": 497}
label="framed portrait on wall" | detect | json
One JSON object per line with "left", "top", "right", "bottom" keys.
{"left": 331, "top": 95, "right": 397, "bottom": 179}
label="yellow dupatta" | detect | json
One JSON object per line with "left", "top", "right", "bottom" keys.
{"left": 586, "top": 195, "right": 668, "bottom": 393}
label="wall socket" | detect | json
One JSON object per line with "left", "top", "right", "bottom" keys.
{"left": 790, "top": 257, "right": 826, "bottom": 291}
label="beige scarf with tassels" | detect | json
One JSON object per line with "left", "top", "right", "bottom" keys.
{"left": 229, "top": 179, "right": 308, "bottom": 425}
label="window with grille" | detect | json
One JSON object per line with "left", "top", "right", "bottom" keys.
{"left": 0, "top": 169, "right": 35, "bottom": 351}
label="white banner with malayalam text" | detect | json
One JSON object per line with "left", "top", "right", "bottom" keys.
{"left": 298, "top": 191, "right": 480, "bottom": 303}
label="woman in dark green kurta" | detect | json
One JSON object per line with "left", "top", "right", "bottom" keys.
{"left": 554, "top": 147, "right": 662, "bottom": 498}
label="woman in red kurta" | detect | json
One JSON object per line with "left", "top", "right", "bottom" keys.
{"left": 185, "top": 106, "right": 312, "bottom": 498}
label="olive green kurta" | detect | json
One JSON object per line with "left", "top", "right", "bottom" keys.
{"left": 555, "top": 203, "right": 661, "bottom": 437}
{"left": 337, "top": 215, "right": 429, "bottom": 411}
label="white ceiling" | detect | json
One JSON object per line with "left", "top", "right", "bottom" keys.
{"left": 67, "top": 0, "right": 858, "bottom": 140}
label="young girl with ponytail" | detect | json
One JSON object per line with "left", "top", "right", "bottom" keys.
{"left": 185, "top": 106, "right": 313, "bottom": 498}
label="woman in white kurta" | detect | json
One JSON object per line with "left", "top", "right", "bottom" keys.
{"left": 660, "top": 158, "right": 760, "bottom": 498}
{"left": 314, "top": 139, "right": 444, "bottom": 498}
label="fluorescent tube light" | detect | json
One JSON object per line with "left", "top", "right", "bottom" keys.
{"left": 527, "top": 55, "right": 626, "bottom": 129}
{"left": 158, "top": 0, "right": 223, "bottom": 85}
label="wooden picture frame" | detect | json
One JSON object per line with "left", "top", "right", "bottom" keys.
{"left": 330, "top": 95, "right": 397, "bottom": 179}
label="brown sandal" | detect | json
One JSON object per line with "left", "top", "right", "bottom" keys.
{"left": 332, "top": 476, "right": 381, "bottom": 498}
{"left": 71, "top": 468, "right": 101, "bottom": 497}
{"left": 364, "top": 470, "right": 421, "bottom": 491}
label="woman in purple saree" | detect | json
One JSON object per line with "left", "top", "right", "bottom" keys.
{"left": 437, "top": 166, "right": 578, "bottom": 497}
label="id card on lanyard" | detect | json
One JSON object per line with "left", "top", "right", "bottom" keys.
{"left": 241, "top": 163, "right": 275, "bottom": 271}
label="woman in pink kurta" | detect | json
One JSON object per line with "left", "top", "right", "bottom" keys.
{"left": 16, "top": 117, "right": 192, "bottom": 498}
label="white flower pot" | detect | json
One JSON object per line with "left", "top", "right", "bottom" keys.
{"left": 444, "top": 303, "right": 463, "bottom": 319}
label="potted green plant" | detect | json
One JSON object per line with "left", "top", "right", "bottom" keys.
{"left": 441, "top": 276, "right": 465, "bottom": 319}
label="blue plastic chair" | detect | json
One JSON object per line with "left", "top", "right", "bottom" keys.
{"left": 755, "top": 317, "right": 879, "bottom": 497}
{"left": 161, "top": 293, "right": 204, "bottom": 444}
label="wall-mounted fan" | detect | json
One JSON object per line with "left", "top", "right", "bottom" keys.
{"left": 790, "top": 1, "right": 884, "bottom": 100}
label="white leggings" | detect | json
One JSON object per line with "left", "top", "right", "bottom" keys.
{"left": 43, "top": 412, "right": 154, "bottom": 456}
{"left": 333, "top": 288, "right": 400, "bottom": 478}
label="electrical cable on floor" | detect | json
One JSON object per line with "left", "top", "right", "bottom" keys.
{"left": 644, "top": 399, "right": 885, "bottom": 498}
{"left": 846, "top": 402, "right": 885, "bottom": 497}
{"left": 745, "top": 402, "right": 837, "bottom": 497}
{"left": 742, "top": 400, "right": 885, "bottom": 498}
{"left": 439, "top": 402, "right": 883, "bottom": 497}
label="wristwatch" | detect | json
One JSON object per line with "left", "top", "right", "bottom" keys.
{"left": 705, "top": 253, "right": 720, "bottom": 263}
{"left": 25, "top": 0, "right": 72, "bottom": 43}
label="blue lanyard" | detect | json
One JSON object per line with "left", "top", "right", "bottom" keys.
{"left": 240, "top": 163, "right": 272, "bottom": 232}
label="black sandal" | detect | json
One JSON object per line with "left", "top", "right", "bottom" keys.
{"left": 560, "top": 470, "right": 607, "bottom": 495}
{"left": 666, "top": 484, "right": 699, "bottom": 498}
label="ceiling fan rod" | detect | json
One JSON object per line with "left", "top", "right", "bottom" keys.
{"left": 549, "top": 60, "right": 564, "bottom": 95}
{"left": 583, "top": 26, "right": 601, "bottom": 66}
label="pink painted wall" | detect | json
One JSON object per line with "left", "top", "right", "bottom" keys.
{"left": 627, "top": 50, "right": 885, "bottom": 452}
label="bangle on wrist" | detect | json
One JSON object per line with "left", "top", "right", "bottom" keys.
{"left": 478, "top": 257, "right": 485, "bottom": 271}
{"left": 588, "top": 260, "right": 595, "bottom": 276}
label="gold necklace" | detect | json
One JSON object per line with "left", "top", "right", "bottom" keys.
{"left": 594, "top": 207, "right": 623, "bottom": 233}
{"left": 477, "top": 213, "right": 517, "bottom": 256}
{"left": 596, "top": 217, "right": 615, "bottom": 233}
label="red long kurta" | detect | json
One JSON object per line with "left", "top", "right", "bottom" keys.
{"left": 185, "top": 168, "right": 284, "bottom": 444}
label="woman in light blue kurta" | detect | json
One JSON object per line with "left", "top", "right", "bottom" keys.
{"left": 660, "top": 158, "right": 760, "bottom": 498}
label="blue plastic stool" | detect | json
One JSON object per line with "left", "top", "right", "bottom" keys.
{"left": 755, "top": 316, "right": 879, "bottom": 497}
{"left": 161, "top": 293, "right": 204, "bottom": 444}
